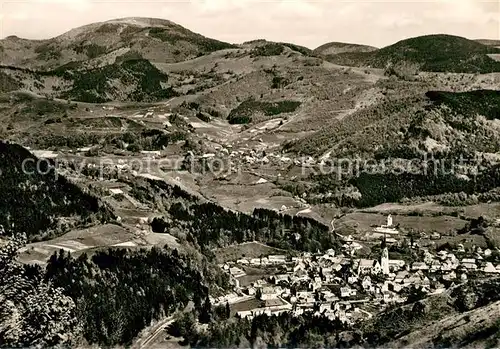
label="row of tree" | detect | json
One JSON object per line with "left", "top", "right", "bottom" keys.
{"left": 170, "top": 311, "right": 351, "bottom": 348}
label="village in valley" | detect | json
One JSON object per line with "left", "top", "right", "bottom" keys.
{"left": 214, "top": 215, "right": 500, "bottom": 324}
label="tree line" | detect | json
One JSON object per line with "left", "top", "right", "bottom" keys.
{"left": 170, "top": 311, "right": 351, "bottom": 348}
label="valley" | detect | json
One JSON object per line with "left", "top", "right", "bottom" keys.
{"left": 1, "top": 16, "right": 500, "bottom": 349}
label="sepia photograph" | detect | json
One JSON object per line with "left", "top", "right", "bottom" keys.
{"left": 0, "top": 0, "right": 499, "bottom": 348}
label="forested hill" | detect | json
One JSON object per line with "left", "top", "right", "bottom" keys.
{"left": 44, "top": 246, "right": 228, "bottom": 346}
{"left": 0, "top": 141, "right": 115, "bottom": 240}
{"left": 368, "top": 35, "right": 500, "bottom": 73}
{"left": 126, "top": 176, "right": 341, "bottom": 253}
{"left": 323, "top": 34, "right": 500, "bottom": 73}
{"left": 1, "top": 229, "right": 230, "bottom": 348}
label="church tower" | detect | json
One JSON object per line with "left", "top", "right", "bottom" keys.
{"left": 381, "top": 235, "right": 390, "bottom": 275}
{"left": 387, "top": 214, "right": 393, "bottom": 227}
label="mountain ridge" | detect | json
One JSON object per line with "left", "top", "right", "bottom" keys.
{"left": 313, "top": 41, "right": 378, "bottom": 56}
{"left": 0, "top": 16, "right": 236, "bottom": 70}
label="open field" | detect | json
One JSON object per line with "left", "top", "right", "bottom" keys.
{"left": 236, "top": 265, "right": 282, "bottom": 287}
{"left": 17, "top": 223, "right": 182, "bottom": 265}
{"left": 201, "top": 183, "right": 301, "bottom": 214}
{"left": 230, "top": 298, "right": 264, "bottom": 315}
{"left": 215, "top": 241, "right": 289, "bottom": 263}
{"left": 18, "top": 224, "right": 135, "bottom": 264}
{"left": 360, "top": 201, "right": 500, "bottom": 219}
{"left": 336, "top": 212, "right": 467, "bottom": 235}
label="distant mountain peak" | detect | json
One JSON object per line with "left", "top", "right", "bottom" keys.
{"left": 0, "top": 16, "right": 235, "bottom": 70}
{"left": 102, "top": 17, "right": 178, "bottom": 27}
{"left": 313, "top": 41, "right": 378, "bottom": 56}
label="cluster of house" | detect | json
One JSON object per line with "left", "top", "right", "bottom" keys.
{"left": 232, "top": 254, "right": 288, "bottom": 268}
{"left": 216, "top": 216, "right": 500, "bottom": 325}
{"left": 192, "top": 142, "right": 310, "bottom": 174}
{"left": 217, "top": 248, "right": 381, "bottom": 324}
{"left": 130, "top": 109, "right": 172, "bottom": 120}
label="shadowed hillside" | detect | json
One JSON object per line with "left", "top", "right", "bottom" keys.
{"left": 287, "top": 89, "right": 500, "bottom": 158}
{"left": 0, "top": 71, "right": 21, "bottom": 92}
{"left": 0, "top": 141, "right": 115, "bottom": 240}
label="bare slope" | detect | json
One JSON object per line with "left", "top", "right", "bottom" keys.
{"left": 389, "top": 300, "right": 500, "bottom": 348}
{"left": 361, "top": 278, "right": 500, "bottom": 347}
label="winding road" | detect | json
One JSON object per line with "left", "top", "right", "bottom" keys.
{"left": 132, "top": 316, "right": 174, "bottom": 349}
